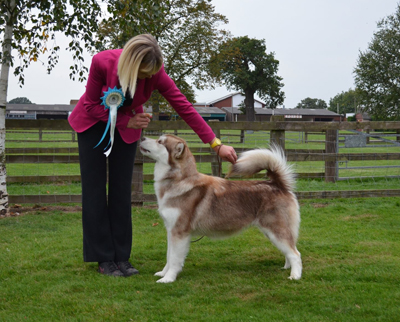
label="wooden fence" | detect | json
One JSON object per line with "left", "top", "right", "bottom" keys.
{"left": 5, "top": 118, "right": 400, "bottom": 205}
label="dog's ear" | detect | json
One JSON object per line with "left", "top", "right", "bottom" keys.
{"left": 174, "top": 142, "right": 185, "bottom": 159}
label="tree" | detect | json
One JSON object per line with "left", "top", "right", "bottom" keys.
{"left": 354, "top": 4, "right": 400, "bottom": 120}
{"left": 210, "top": 36, "right": 284, "bottom": 121}
{"left": 0, "top": 0, "right": 103, "bottom": 214}
{"left": 237, "top": 100, "right": 246, "bottom": 115}
{"left": 8, "top": 97, "right": 33, "bottom": 104}
{"left": 295, "top": 97, "right": 327, "bottom": 109}
{"left": 328, "top": 89, "right": 360, "bottom": 115}
{"left": 96, "top": 0, "right": 230, "bottom": 120}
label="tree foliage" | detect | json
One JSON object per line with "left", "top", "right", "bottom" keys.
{"left": 354, "top": 4, "right": 400, "bottom": 120}
{"left": 210, "top": 36, "right": 284, "bottom": 121}
{"left": 328, "top": 89, "right": 360, "bottom": 115}
{"left": 8, "top": 97, "right": 33, "bottom": 104}
{"left": 295, "top": 97, "right": 327, "bottom": 109}
{"left": 0, "top": 0, "right": 103, "bottom": 86}
{"left": 96, "top": 0, "right": 230, "bottom": 118}
{"left": 0, "top": 0, "right": 104, "bottom": 213}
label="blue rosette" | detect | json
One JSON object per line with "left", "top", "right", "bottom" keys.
{"left": 94, "top": 86, "right": 126, "bottom": 157}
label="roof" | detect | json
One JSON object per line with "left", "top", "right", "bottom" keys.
{"left": 208, "top": 92, "right": 265, "bottom": 106}
{"left": 6, "top": 104, "right": 339, "bottom": 117}
{"left": 221, "top": 107, "right": 340, "bottom": 116}
{"left": 195, "top": 106, "right": 226, "bottom": 115}
{"left": 208, "top": 92, "right": 242, "bottom": 104}
{"left": 193, "top": 102, "right": 208, "bottom": 106}
{"left": 5, "top": 104, "right": 225, "bottom": 116}
{"left": 141, "top": 106, "right": 227, "bottom": 115}
{"left": 6, "top": 103, "right": 75, "bottom": 112}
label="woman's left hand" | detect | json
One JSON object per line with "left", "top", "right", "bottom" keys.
{"left": 213, "top": 144, "right": 237, "bottom": 164}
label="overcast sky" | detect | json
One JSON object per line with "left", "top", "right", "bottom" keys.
{"left": 6, "top": 0, "right": 399, "bottom": 109}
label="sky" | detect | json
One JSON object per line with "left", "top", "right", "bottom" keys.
{"left": 6, "top": 0, "right": 399, "bottom": 109}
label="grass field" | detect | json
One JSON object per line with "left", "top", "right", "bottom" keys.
{"left": 1, "top": 197, "right": 399, "bottom": 321}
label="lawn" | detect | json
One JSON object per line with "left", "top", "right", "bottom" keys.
{"left": 1, "top": 197, "right": 399, "bottom": 321}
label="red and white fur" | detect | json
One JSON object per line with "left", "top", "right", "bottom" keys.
{"left": 140, "top": 134, "right": 302, "bottom": 283}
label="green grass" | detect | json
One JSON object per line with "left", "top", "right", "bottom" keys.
{"left": 8, "top": 177, "right": 399, "bottom": 197}
{"left": 6, "top": 182, "right": 82, "bottom": 195}
{"left": 7, "top": 163, "right": 81, "bottom": 176}
{"left": 1, "top": 197, "right": 399, "bottom": 321}
{"left": 6, "top": 130, "right": 78, "bottom": 148}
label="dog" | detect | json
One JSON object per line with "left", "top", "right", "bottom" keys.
{"left": 140, "top": 134, "right": 302, "bottom": 283}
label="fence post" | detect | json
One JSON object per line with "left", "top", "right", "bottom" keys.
{"left": 270, "top": 115, "right": 285, "bottom": 150}
{"left": 397, "top": 129, "right": 400, "bottom": 143}
{"left": 211, "top": 129, "right": 221, "bottom": 177}
{"left": 39, "top": 129, "right": 43, "bottom": 142}
{"left": 325, "top": 129, "right": 338, "bottom": 182}
{"left": 240, "top": 130, "right": 244, "bottom": 143}
{"left": 131, "top": 145, "right": 144, "bottom": 206}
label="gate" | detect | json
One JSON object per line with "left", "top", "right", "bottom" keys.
{"left": 338, "top": 130, "right": 400, "bottom": 180}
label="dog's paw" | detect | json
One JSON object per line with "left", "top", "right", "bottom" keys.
{"left": 288, "top": 274, "right": 301, "bottom": 280}
{"left": 282, "top": 258, "right": 291, "bottom": 269}
{"left": 154, "top": 271, "right": 166, "bottom": 277}
{"left": 156, "top": 276, "right": 176, "bottom": 283}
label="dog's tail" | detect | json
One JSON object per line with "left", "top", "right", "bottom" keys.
{"left": 226, "top": 144, "right": 295, "bottom": 192}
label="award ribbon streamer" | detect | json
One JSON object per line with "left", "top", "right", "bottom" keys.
{"left": 94, "top": 87, "right": 126, "bottom": 157}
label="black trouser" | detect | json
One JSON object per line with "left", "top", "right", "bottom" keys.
{"left": 77, "top": 122, "right": 137, "bottom": 262}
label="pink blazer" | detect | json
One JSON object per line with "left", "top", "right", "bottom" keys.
{"left": 68, "top": 49, "right": 215, "bottom": 144}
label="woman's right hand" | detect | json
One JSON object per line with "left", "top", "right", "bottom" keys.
{"left": 213, "top": 144, "right": 238, "bottom": 164}
{"left": 127, "top": 113, "right": 152, "bottom": 129}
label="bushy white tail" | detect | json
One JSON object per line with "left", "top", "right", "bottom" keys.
{"left": 226, "top": 145, "right": 295, "bottom": 192}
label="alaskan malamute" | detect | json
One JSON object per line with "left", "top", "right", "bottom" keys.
{"left": 140, "top": 134, "right": 302, "bottom": 283}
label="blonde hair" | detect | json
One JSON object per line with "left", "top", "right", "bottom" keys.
{"left": 117, "top": 34, "right": 163, "bottom": 97}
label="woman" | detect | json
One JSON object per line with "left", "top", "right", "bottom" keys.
{"left": 68, "top": 34, "right": 237, "bottom": 277}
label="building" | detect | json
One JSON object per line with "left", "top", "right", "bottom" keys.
{"left": 143, "top": 105, "right": 227, "bottom": 121}
{"left": 6, "top": 103, "right": 75, "bottom": 120}
{"left": 6, "top": 95, "right": 342, "bottom": 122}
{"left": 5, "top": 102, "right": 226, "bottom": 122}
{"left": 194, "top": 92, "right": 265, "bottom": 109}
{"left": 221, "top": 107, "right": 342, "bottom": 122}
{"left": 193, "top": 106, "right": 226, "bottom": 121}
{"left": 355, "top": 113, "right": 372, "bottom": 122}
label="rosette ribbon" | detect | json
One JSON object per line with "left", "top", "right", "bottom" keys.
{"left": 93, "top": 87, "right": 126, "bottom": 157}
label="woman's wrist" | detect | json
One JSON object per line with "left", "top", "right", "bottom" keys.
{"left": 209, "top": 137, "right": 222, "bottom": 149}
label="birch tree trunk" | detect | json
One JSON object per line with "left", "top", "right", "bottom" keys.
{"left": 0, "top": 1, "right": 15, "bottom": 215}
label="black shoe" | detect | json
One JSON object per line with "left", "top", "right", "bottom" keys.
{"left": 98, "top": 261, "right": 124, "bottom": 277}
{"left": 117, "top": 261, "right": 139, "bottom": 277}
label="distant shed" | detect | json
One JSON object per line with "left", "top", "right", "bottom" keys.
{"left": 221, "top": 107, "right": 342, "bottom": 122}
{"left": 6, "top": 104, "right": 74, "bottom": 120}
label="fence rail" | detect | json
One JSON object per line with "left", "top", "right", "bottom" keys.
{"left": 5, "top": 118, "right": 400, "bottom": 205}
